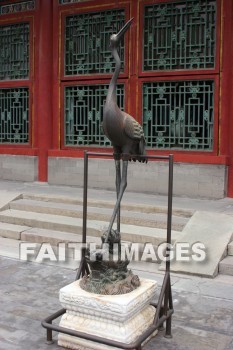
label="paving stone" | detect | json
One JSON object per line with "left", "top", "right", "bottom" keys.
{"left": 1, "top": 256, "right": 233, "bottom": 350}
{"left": 0, "top": 181, "right": 233, "bottom": 350}
{"left": 171, "top": 277, "right": 233, "bottom": 302}
{"left": 0, "top": 340, "right": 22, "bottom": 350}
{"left": 145, "top": 325, "right": 232, "bottom": 350}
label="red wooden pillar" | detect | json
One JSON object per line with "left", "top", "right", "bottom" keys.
{"left": 128, "top": 0, "right": 139, "bottom": 120}
{"left": 36, "top": 0, "right": 53, "bottom": 181}
{"left": 221, "top": 0, "right": 233, "bottom": 196}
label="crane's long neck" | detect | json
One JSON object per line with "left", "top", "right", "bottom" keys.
{"left": 106, "top": 47, "right": 121, "bottom": 106}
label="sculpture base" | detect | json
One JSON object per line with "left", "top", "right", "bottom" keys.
{"left": 58, "top": 278, "right": 157, "bottom": 350}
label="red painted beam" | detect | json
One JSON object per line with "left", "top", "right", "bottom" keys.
{"left": 0, "top": 148, "right": 38, "bottom": 156}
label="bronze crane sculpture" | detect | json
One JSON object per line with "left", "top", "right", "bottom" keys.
{"left": 80, "top": 18, "right": 146, "bottom": 294}
{"left": 103, "top": 18, "right": 147, "bottom": 244}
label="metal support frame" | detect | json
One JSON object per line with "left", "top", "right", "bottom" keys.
{"left": 42, "top": 151, "right": 174, "bottom": 349}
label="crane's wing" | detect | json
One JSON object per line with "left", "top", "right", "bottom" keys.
{"left": 123, "top": 113, "right": 144, "bottom": 141}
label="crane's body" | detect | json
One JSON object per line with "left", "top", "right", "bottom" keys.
{"left": 102, "top": 18, "right": 147, "bottom": 243}
{"left": 103, "top": 18, "right": 146, "bottom": 162}
{"left": 104, "top": 107, "right": 145, "bottom": 158}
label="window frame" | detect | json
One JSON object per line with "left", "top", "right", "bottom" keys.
{"left": 61, "top": 78, "right": 129, "bottom": 150}
{"left": 138, "top": 74, "right": 220, "bottom": 156}
{"left": 60, "top": 2, "right": 131, "bottom": 82}
{"left": 54, "top": 0, "right": 224, "bottom": 163}
{"left": 58, "top": 0, "right": 132, "bottom": 150}
{"left": 0, "top": 15, "right": 34, "bottom": 148}
{"left": 136, "top": 0, "right": 221, "bottom": 156}
{"left": 138, "top": 0, "right": 221, "bottom": 77}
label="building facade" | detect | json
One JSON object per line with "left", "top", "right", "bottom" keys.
{"left": 0, "top": 0, "right": 232, "bottom": 198}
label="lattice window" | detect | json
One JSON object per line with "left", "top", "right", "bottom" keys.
{"left": 0, "top": 88, "right": 29, "bottom": 143}
{"left": 143, "top": 80, "right": 214, "bottom": 150}
{"left": 65, "top": 84, "right": 124, "bottom": 146}
{"left": 64, "top": 9, "right": 125, "bottom": 75}
{"left": 143, "top": 0, "right": 216, "bottom": 71}
{"left": 0, "top": 22, "right": 29, "bottom": 80}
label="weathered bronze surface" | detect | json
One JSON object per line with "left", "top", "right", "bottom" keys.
{"left": 80, "top": 228, "right": 140, "bottom": 294}
{"left": 42, "top": 19, "right": 173, "bottom": 348}
{"left": 102, "top": 17, "right": 147, "bottom": 244}
{"left": 80, "top": 255, "right": 140, "bottom": 295}
{"left": 103, "top": 17, "right": 147, "bottom": 162}
{"left": 80, "top": 18, "right": 148, "bottom": 295}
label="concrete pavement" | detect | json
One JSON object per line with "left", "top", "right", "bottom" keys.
{"left": 0, "top": 180, "right": 233, "bottom": 348}
{"left": 0, "top": 256, "right": 233, "bottom": 350}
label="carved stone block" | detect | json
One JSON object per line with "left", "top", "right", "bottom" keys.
{"left": 58, "top": 278, "right": 157, "bottom": 350}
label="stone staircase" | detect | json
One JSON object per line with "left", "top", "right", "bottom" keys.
{"left": 219, "top": 240, "right": 233, "bottom": 276}
{"left": 0, "top": 192, "right": 233, "bottom": 277}
{"left": 0, "top": 193, "right": 191, "bottom": 268}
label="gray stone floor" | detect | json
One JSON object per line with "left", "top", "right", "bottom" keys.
{"left": 1, "top": 256, "right": 233, "bottom": 350}
{"left": 0, "top": 179, "right": 233, "bottom": 349}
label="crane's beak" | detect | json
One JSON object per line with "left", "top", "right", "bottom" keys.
{"left": 115, "top": 17, "right": 134, "bottom": 42}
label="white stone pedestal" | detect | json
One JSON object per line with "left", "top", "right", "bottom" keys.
{"left": 58, "top": 278, "right": 157, "bottom": 350}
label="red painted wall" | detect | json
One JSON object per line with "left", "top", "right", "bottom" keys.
{"left": 0, "top": 0, "right": 233, "bottom": 196}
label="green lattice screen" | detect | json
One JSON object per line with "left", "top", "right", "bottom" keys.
{"left": 0, "top": 88, "right": 29, "bottom": 143}
{"left": 0, "top": 22, "right": 29, "bottom": 80}
{"left": 143, "top": 81, "right": 214, "bottom": 150}
{"left": 65, "top": 9, "right": 125, "bottom": 75}
{"left": 143, "top": 0, "right": 216, "bottom": 71}
{"left": 65, "top": 84, "right": 124, "bottom": 146}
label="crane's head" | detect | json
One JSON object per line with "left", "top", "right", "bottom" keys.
{"left": 110, "top": 17, "right": 134, "bottom": 49}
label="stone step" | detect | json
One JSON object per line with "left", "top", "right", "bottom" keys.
{"left": 21, "top": 227, "right": 162, "bottom": 263}
{"left": 0, "top": 235, "right": 164, "bottom": 272}
{"left": 22, "top": 193, "right": 193, "bottom": 218}
{"left": 0, "top": 236, "right": 79, "bottom": 269}
{"left": 0, "top": 233, "right": 162, "bottom": 269}
{"left": 0, "top": 192, "right": 21, "bottom": 211}
{"left": 0, "top": 222, "right": 30, "bottom": 240}
{"left": 219, "top": 256, "right": 233, "bottom": 276}
{"left": 10, "top": 198, "right": 188, "bottom": 231}
{"left": 0, "top": 235, "right": 161, "bottom": 271}
{"left": 162, "top": 211, "right": 233, "bottom": 278}
{"left": 0, "top": 236, "right": 24, "bottom": 259}
{"left": 0, "top": 209, "right": 180, "bottom": 246}
{"left": 228, "top": 241, "right": 233, "bottom": 256}
{"left": 21, "top": 227, "right": 101, "bottom": 245}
